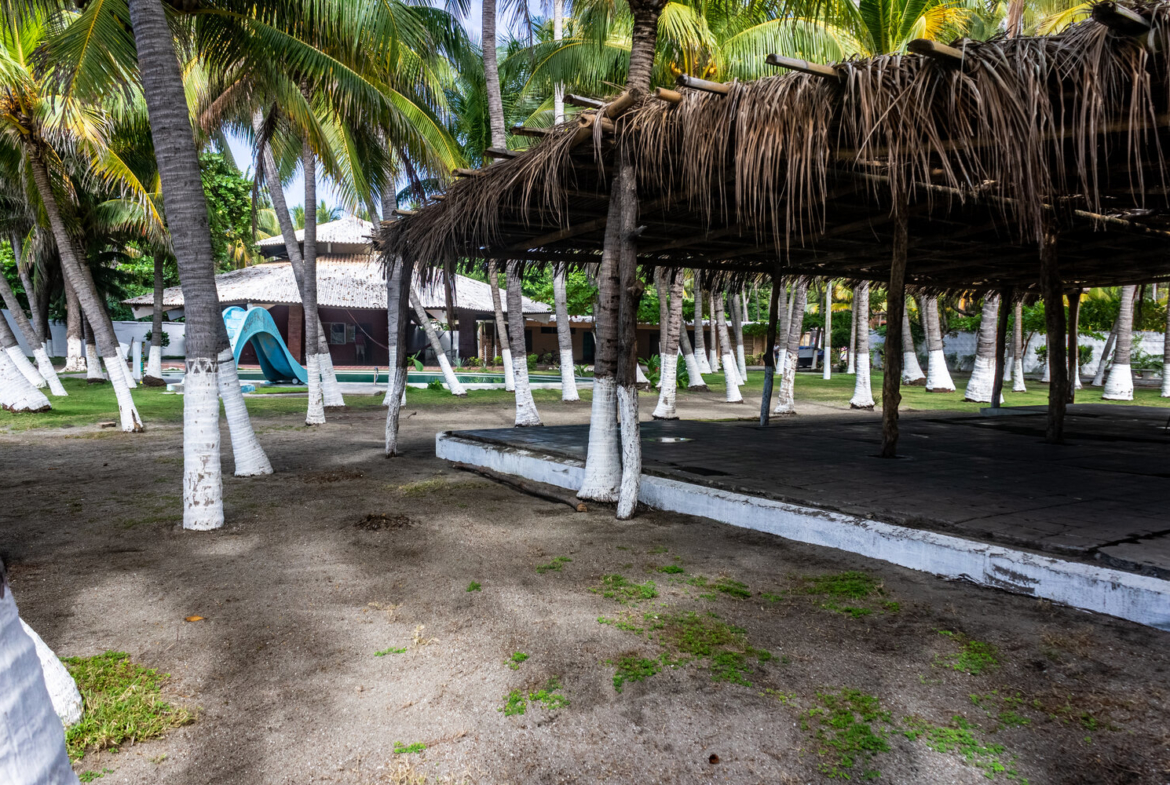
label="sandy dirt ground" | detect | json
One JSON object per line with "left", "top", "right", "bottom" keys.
{"left": 3, "top": 389, "right": 1169, "bottom": 784}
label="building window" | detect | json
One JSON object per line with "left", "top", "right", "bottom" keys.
{"left": 327, "top": 323, "right": 354, "bottom": 345}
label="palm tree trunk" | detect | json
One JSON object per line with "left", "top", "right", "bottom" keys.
{"left": 715, "top": 292, "right": 742, "bottom": 401}
{"left": 487, "top": 261, "right": 515, "bottom": 390}
{"left": 773, "top": 280, "right": 807, "bottom": 414}
{"left": 964, "top": 295, "right": 1001, "bottom": 403}
{"left": 578, "top": 192, "right": 624, "bottom": 502}
{"left": 707, "top": 289, "right": 720, "bottom": 372}
{"left": 0, "top": 271, "right": 64, "bottom": 395}
{"left": 301, "top": 138, "right": 326, "bottom": 425}
{"left": 0, "top": 581, "right": 77, "bottom": 783}
{"left": 1092, "top": 315, "right": 1119, "bottom": 386}
{"left": 145, "top": 255, "right": 165, "bottom": 384}
{"left": 27, "top": 150, "right": 140, "bottom": 429}
{"left": 730, "top": 292, "right": 747, "bottom": 380}
{"left": 822, "top": 281, "right": 833, "bottom": 380}
{"left": 760, "top": 272, "right": 781, "bottom": 424}
{"left": 1162, "top": 294, "right": 1170, "bottom": 397}
{"left": 410, "top": 284, "right": 467, "bottom": 395}
{"left": 778, "top": 281, "right": 791, "bottom": 377}
{"left": 1104, "top": 284, "right": 1136, "bottom": 400}
{"left": 652, "top": 269, "right": 682, "bottom": 419}
{"left": 0, "top": 345, "right": 50, "bottom": 412}
{"left": 676, "top": 309, "right": 706, "bottom": 390}
{"left": 1040, "top": 228, "right": 1067, "bottom": 443}
{"left": 382, "top": 255, "right": 406, "bottom": 408}
{"left": 692, "top": 283, "right": 711, "bottom": 373}
{"left": 131, "top": 0, "right": 274, "bottom": 522}
{"left": 63, "top": 278, "right": 85, "bottom": 372}
{"left": 83, "top": 316, "right": 104, "bottom": 383}
{"left": 850, "top": 283, "right": 874, "bottom": 408}
{"left": 11, "top": 234, "right": 41, "bottom": 346}
{"left": 385, "top": 258, "right": 416, "bottom": 456}
{"left": 506, "top": 261, "right": 541, "bottom": 426}
{"left": 846, "top": 287, "right": 857, "bottom": 373}
{"left": 482, "top": 0, "right": 506, "bottom": 150}
{"left": 554, "top": 272, "right": 579, "bottom": 401}
{"left": 1012, "top": 301, "right": 1027, "bottom": 392}
{"left": 921, "top": 296, "right": 955, "bottom": 392}
{"left": 0, "top": 305, "right": 46, "bottom": 389}
{"left": 614, "top": 150, "right": 643, "bottom": 520}
{"left": 256, "top": 120, "right": 344, "bottom": 406}
{"left": 901, "top": 304, "right": 925, "bottom": 384}
{"left": 881, "top": 211, "right": 909, "bottom": 458}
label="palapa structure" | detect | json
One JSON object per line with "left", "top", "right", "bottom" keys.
{"left": 377, "top": 0, "right": 1170, "bottom": 458}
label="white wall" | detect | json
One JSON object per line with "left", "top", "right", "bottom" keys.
{"left": 2, "top": 311, "right": 187, "bottom": 358}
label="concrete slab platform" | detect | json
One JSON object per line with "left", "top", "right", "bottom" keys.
{"left": 436, "top": 406, "right": 1170, "bottom": 630}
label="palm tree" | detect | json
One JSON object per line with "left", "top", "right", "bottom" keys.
{"left": 409, "top": 283, "right": 467, "bottom": 395}
{"left": 714, "top": 291, "right": 742, "bottom": 401}
{"left": 0, "top": 272, "right": 66, "bottom": 396}
{"left": 1012, "top": 301, "right": 1027, "bottom": 392}
{"left": 1104, "top": 285, "right": 1136, "bottom": 401}
{"left": 652, "top": 268, "right": 683, "bottom": 418}
{"left": 964, "top": 295, "right": 1000, "bottom": 403}
{"left": 850, "top": 283, "right": 874, "bottom": 408}
{"left": 730, "top": 291, "right": 747, "bottom": 380}
{"left": 919, "top": 295, "right": 954, "bottom": 392}
{"left": 901, "top": 305, "right": 925, "bottom": 384}
{"left": 692, "top": 282, "right": 712, "bottom": 373}
{"left": 773, "top": 280, "right": 808, "bottom": 414}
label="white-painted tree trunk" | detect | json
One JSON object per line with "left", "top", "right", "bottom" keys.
{"left": 715, "top": 295, "right": 742, "bottom": 401}
{"left": 730, "top": 292, "right": 747, "bottom": 381}
{"left": 1012, "top": 301, "right": 1027, "bottom": 393}
{"left": 131, "top": 339, "right": 143, "bottom": 382}
{"left": 1042, "top": 357, "right": 1051, "bottom": 383}
{"left": 32, "top": 346, "right": 66, "bottom": 396}
{"left": 85, "top": 344, "right": 105, "bottom": 382}
{"left": 65, "top": 336, "right": 85, "bottom": 372}
{"left": 182, "top": 358, "right": 223, "bottom": 530}
{"left": 774, "top": 282, "right": 808, "bottom": 415}
{"left": 636, "top": 363, "right": 651, "bottom": 386}
{"left": 850, "top": 283, "right": 874, "bottom": 409}
{"left": 1162, "top": 298, "right": 1170, "bottom": 397}
{"left": 1104, "top": 285, "right": 1136, "bottom": 401}
{"left": 216, "top": 347, "right": 272, "bottom": 476}
{"left": 18, "top": 619, "right": 82, "bottom": 727}
{"left": 964, "top": 296, "right": 1000, "bottom": 403}
{"left": 107, "top": 361, "right": 142, "bottom": 432}
{"left": 901, "top": 307, "right": 925, "bottom": 384}
{"left": 115, "top": 344, "right": 137, "bottom": 389}
{"left": 0, "top": 586, "right": 80, "bottom": 785}
{"left": 507, "top": 264, "right": 542, "bottom": 426}
{"left": 652, "top": 353, "right": 679, "bottom": 419}
{"left": 305, "top": 354, "right": 326, "bottom": 425}
{"left": 147, "top": 344, "right": 163, "bottom": 381}
{"left": 653, "top": 270, "right": 683, "bottom": 419}
{"left": 772, "top": 351, "right": 799, "bottom": 414}
{"left": 1012, "top": 356, "right": 1027, "bottom": 392}
{"left": 501, "top": 348, "right": 515, "bottom": 390}
{"left": 553, "top": 273, "right": 579, "bottom": 401}
{"left": 6, "top": 347, "right": 46, "bottom": 389}
{"left": 693, "top": 284, "right": 712, "bottom": 374}
{"left": 921, "top": 296, "right": 955, "bottom": 392}
{"left": 822, "top": 282, "right": 832, "bottom": 380}
{"left": 615, "top": 384, "right": 641, "bottom": 520}
{"left": 677, "top": 318, "right": 707, "bottom": 390}
{"left": 578, "top": 376, "right": 620, "bottom": 501}
{"left": 319, "top": 352, "right": 345, "bottom": 407}
{"left": 410, "top": 286, "right": 467, "bottom": 396}
{"left": 488, "top": 261, "right": 515, "bottom": 391}
{"left": 0, "top": 352, "right": 50, "bottom": 413}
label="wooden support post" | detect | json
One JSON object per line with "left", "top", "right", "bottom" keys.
{"left": 991, "top": 287, "right": 1012, "bottom": 409}
{"left": 1040, "top": 228, "right": 1067, "bottom": 443}
{"left": 760, "top": 271, "right": 782, "bottom": 426}
{"left": 1067, "top": 289, "right": 1081, "bottom": 404}
{"left": 881, "top": 208, "right": 909, "bottom": 458}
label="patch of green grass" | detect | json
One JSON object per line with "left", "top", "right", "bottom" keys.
{"left": 713, "top": 577, "right": 751, "bottom": 599}
{"left": 822, "top": 602, "right": 874, "bottom": 618}
{"left": 466, "top": 581, "right": 482, "bottom": 592}
{"left": 594, "top": 574, "right": 658, "bottom": 604}
{"left": 970, "top": 692, "right": 1032, "bottom": 731}
{"left": 762, "top": 689, "right": 797, "bottom": 706}
{"left": 649, "top": 545, "right": 669, "bottom": 554}
{"left": 64, "top": 651, "right": 193, "bottom": 762}
{"left": 802, "top": 689, "right": 893, "bottom": 780}
{"left": 611, "top": 655, "right": 663, "bottom": 693}
{"left": 597, "top": 616, "right": 614, "bottom": 625}
{"left": 393, "top": 741, "right": 427, "bottom": 755}
{"left": 936, "top": 632, "right": 1000, "bottom": 675}
{"left": 78, "top": 770, "right": 114, "bottom": 782}
{"left": 529, "top": 677, "right": 570, "bottom": 710}
{"left": 802, "top": 571, "right": 879, "bottom": 600}
{"left": 536, "top": 556, "right": 572, "bottom": 574}
{"left": 375, "top": 646, "right": 408, "bottom": 657}
{"left": 508, "top": 652, "right": 529, "bottom": 670}
{"left": 761, "top": 592, "right": 784, "bottom": 603}
{"left": 500, "top": 689, "right": 528, "bottom": 716}
{"left": 903, "top": 715, "right": 1023, "bottom": 779}
{"left": 656, "top": 564, "right": 685, "bottom": 574}
{"left": 710, "top": 651, "right": 753, "bottom": 685}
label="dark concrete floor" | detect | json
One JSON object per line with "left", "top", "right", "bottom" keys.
{"left": 451, "top": 404, "right": 1170, "bottom": 578}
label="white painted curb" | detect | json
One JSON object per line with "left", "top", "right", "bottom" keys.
{"left": 437, "top": 432, "right": 1170, "bottom": 632}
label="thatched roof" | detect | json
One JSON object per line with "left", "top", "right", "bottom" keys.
{"left": 376, "top": 1, "right": 1170, "bottom": 292}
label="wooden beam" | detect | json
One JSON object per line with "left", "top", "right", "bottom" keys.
{"left": 485, "top": 147, "right": 517, "bottom": 160}
{"left": 675, "top": 74, "right": 731, "bottom": 95}
{"left": 1093, "top": 2, "right": 1151, "bottom": 34}
{"left": 907, "top": 38, "right": 966, "bottom": 64}
{"left": 765, "top": 54, "right": 841, "bottom": 80}
{"left": 652, "top": 87, "right": 682, "bottom": 104}
{"left": 565, "top": 94, "right": 605, "bottom": 110}
{"left": 453, "top": 168, "right": 484, "bottom": 178}
{"left": 393, "top": 209, "right": 415, "bottom": 217}
{"left": 604, "top": 91, "right": 637, "bottom": 118}
{"left": 511, "top": 126, "right": 552, "bottom": 138}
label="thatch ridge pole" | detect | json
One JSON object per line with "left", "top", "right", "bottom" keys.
{"left": 991, "top": 287, "right": 1012, "bottom": 409}
{"left": 675, "top": 75, "right": 730, "bottom": 95}
{"left": 566, "top": 94, "right": 605, "bottom": 110}
{"left": 907, "top": 39, "right": 966, "bottom": 64}
{"left": 881, "top": 207, "right": 909, "bottom": 459}
{"left": 1067, "top": 289, "right": 1081, "bottom": 404}
{"left": 653, "top": 88, "right": 682, "bottom": 104}
{"left": 760, "top": 270, "right": 782, "bottom": 425}
{"left": 765, "top": 54, "right": 841, "bottom": 80}
{"left": 485, "top": 147, "right": 517, "bottom": 159}
{"left": 1041, "top": 228, "right": 1067, "bottom": 443}
{"left": 511, "top": 126, "right": 552, "bottom": 137}
{"left": 1092, "top": 2, "right": 1151, "bottom": 33}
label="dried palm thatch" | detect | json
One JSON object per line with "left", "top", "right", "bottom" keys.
{"left": 377, "top": 1, "right": 1170, "bottom": 293}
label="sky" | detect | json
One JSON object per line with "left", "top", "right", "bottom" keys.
{"left": 222, "top": 0, "right": 543, "bottom": 219}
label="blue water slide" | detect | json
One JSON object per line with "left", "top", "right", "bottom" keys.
{"left": 222, "top": 306, "right": 308, "bottom": 383}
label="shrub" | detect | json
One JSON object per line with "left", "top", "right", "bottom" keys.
{"left": 492, "top": 355, "right": 502, "bottom": 366}
{"left": 527, "top": 353, "right": 538, "bottom": 370}
{"left": 464, "top": 356, "right": 481, "bottom": 368}
{"left": 142, "top": 330, "right": 170, "bottom": 347}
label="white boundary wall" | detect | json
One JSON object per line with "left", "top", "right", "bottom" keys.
{"left": 2, "top": 311, "right": 186, "bottom": 359}
{"left": 437, "top": 432, "right": 1170, "bottom": 632}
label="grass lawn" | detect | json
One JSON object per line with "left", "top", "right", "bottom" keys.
{"left": 3, "top": 369, "right": 1167, "bottom": 433}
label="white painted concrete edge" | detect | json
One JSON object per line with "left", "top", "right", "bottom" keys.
{"left": 436, "top": 432, "right": 1170, "bottom": 632}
